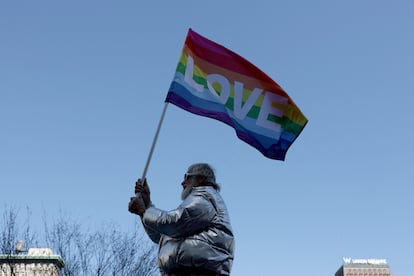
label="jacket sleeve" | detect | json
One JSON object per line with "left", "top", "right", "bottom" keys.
{"left": 141, "top": 218, "right": 162, "bottom": 244}
{"left": 142, "top": 193, "right": 216, "bottom": 238}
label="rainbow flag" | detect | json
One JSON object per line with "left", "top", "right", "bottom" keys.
{"left": 165, "top": 29, "right": 308, "bottom": 160}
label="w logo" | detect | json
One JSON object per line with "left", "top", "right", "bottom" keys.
{"left": 343, "top": 257, "right": 352, "bottom": 264}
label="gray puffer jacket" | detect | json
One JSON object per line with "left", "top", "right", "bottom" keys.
{"left": 142, "top": 186, "right": 235, "bottom": 276}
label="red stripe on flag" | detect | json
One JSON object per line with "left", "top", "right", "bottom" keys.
{"left": 185, "top": 29, "right": 280, "bottom": 88}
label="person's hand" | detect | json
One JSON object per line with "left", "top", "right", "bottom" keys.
{"left": 128, "top": 196, "right": 147, "bottom": 217}
{"left": 135, "top": 179, "right": 151, "bottom": 207}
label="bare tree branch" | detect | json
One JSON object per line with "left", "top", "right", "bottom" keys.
{"left": 2, "top": 207, "right": 158, "bottom": 276}
{"left": 0, "top": 205, "right": 38, "bottom": 276}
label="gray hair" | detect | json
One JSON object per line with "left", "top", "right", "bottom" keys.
{"left": 188, "top": 163, "right": 221, "bottom": 191}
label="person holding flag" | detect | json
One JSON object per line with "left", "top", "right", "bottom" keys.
{"left": 128, "top": 163, "right": 235, "bottom": 276}
{"left": 128, "top": 27, "right": 307, "bottom": 276}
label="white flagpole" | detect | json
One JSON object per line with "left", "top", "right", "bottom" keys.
{"left": 136, "top": 102, "right": 169, "bottom": 197}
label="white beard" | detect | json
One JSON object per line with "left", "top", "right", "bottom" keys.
{"left": 181, "top": 186, "right": 193, "bottom": 200}
{"left": 181, "top": 177, "right": 199, "bottom": 200}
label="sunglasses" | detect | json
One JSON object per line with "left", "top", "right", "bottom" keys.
{"left": 184, "top": 173, "right": 198, "bottom": 181}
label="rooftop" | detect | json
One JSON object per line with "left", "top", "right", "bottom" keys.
{"left": 0, "top": 248, "right": 65, "bottom": 268}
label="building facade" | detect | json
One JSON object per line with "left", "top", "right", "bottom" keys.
{"left": 0, "top": 248, "right": 64, "bottom": 276}
{"left": 335, "top": 258, "right": 392, "bottom": 276}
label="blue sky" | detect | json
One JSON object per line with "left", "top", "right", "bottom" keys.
{"left": 1, "top": 1, "right": 413, "bottom": 275}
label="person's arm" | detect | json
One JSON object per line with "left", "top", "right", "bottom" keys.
{"left": 142, "top": 192, "right": 216, "bottom": 238}
{"left": 140, "top": 205, "right": 162, "bottom": 243}
{"left": 129, "top": 179, "right": 163, "bottom": 243}
{"left": 129, "top": 196, "right": 161, "bottom": 243}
